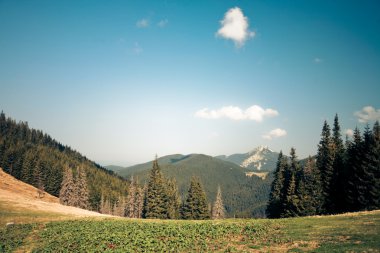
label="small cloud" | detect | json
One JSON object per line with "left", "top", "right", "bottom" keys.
{"left": 216, "top": 7, "right": 255, "bottom": 48}
{"left": 262, "top": 128, "right": 287, "bottom": 140}
{"left": 157, "top": 19, "right": 168, "bottom": 28}
{"left": 345, "top": 129, "right": 354, "bottom": 138}
{"left": 354, "top": 106, "right": 380, "bottom": 123}
{"left": 195, "top": 105, "right": 278, "bottom": 122}
{"left": 136, "top": 19, "right": 149, "bottom": 28}
{"left": 133, "top": 42, "right": 143, "bottom": 54}
{"left": 314, "top": 57, "right": 323, "bottom": 63}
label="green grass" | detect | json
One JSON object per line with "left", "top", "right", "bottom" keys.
{"left": 0, "top": 210, "right": 379, "bottom": 252}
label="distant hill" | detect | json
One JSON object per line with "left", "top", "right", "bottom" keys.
{"left": 111, "top": 154, "right": 272, "bottom": 218}
{"left": 216, "top": 146, "right": 280, "bottom": 171}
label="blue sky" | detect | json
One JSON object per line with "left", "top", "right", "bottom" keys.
{"left": 1, "top": 0, "right": 379, "bottom": 165}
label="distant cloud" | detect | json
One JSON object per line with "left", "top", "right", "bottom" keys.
{"left": 345, "top": 129, "right": 354, "bottom": 138}
{"left": 314, "top": 57, "right": 323, "bottom": 63}
{"left": 354, "top": 106, "right": 380, "bottom": 123}
{"left": 157, "top": 19, "right": 168, "bottom": 28}
{"left": 216, "top": 7, "right": 255, "bottom": 48}
{"left": 133, "top": 42, "right": 143, "bottom": 54}
{"left": 136, "top": 19, "right": 149, "bottom": 28}
{"left": 262, "top": 128, "right": 287, "bottom": 140}
{"left": 195, "top": 105, "right": 278, "bottom": 122}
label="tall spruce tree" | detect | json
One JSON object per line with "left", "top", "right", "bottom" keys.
{"left": 126, "top": 176, "right": 137, "bottom": 218}
{"left": 365, "top": 121, "right": 380, "bottom": 210}
{"left": 345, "top": 128, "right": 363, "bottom": 211}
{"left": 167, "top": 178, "right": 181, "bottom": 219}
{"left": 266, "top": 151, "right": 287, "bottom": 218}
{"left": 59, "top": 166, "right": 75, "bottom": 206}
{"left": 182, "top": 176, "right": 209, "bottom": 220}
{"left": 76, "top": 167, "right": 89, "bottom": 209}
{"left": 282, "top": 148, "right": 301, "bottom": 217}
{"left": 330, "top": 114, "right": 346, "bottom": 213}
{"left": 298, "top": 156, "right": 322, "bottom": 216}
{"left": 143, "top": 156, "right": 169, "bottom": 219}
{"left": 316, "top": 120, "right": 334, "bottom": 214}
{"left": 212, "top": 185, "right": 225, "bottom": 219}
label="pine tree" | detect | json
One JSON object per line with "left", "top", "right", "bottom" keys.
{"left": 316, "top": 120, "right": 334, "bottom": 214}
{"left": 167, "top": 178, "right": 181, "bottom": 219}
{"left": 76, "top": 167, "right": 89, "bottom": 209}
{"left": 331, "top": 114, "right": 346, "bottom": 213}
{"left": 365, "top": 121, "right": 380, "bottom": 210}
{"left": 266, "top": 151, "right": 287, "bottom": 218}
{"left": 59, "top": 167, "right": 75, "bottom": 206}
{"left": 297, "top": 156, "right": 322, "bottom": 216}
{"left": 282, "top": 148, "right": 301, "bottom": 217}
{"left": 345, "top": 128, "right": 363, "bottom": 211}
{"left": 126, "top": 176, "right": 137, "bottom": 218}
{"left": 135, "top": 184, "right": 145, "bottom": 218}
{"left": 143, "top": 156, "right": 169, "bottom": 219}
{"left": 182, "top": 176, "right": 209, "bottom": 220}
{"left": 212, "top": 185, "right": 225, "bottom": 219}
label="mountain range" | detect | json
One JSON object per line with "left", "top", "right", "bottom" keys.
{"left": 106, "top": 147, "right": 280, "bottom": 217}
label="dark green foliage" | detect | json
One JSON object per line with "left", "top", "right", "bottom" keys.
{"left": 297, "top": 156, "right": 322, "bottom": 216}
{"left": 345, "top": 122, "right": 380, "bottom": 212}
{"left": 143, "top": 157, "right": 170, "bottom": 219}
{"left": 282, "top": 148, "right": 302, "bottom": 217}
{"left": 114, "top": 154, "right": 272, "bottom": 218}
{"left": 331, "top": 114, "right": 346, "bottom": 213}
{"left": 182, "top": 177, "right": 210, "bottom": 220}
{"left": 167, "top": 178, "right": 181, "bottom": 219}
{"left": 0, "top": 112, "right": 128, "bottom": 211}
{"left": 266, "top": 151, "right": 287, "bottom": 218}
{"left": 365, "top": 121, "right": 380, "bottom": 210}
{"left": 345, "top": 128, "right": 363, "bottom": 211}
{"left": 316, "top": 121, "right": 335, "bottom": 214}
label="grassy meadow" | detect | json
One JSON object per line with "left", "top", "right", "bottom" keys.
{"left": 1, "top": 205, "right": 379, "bottom": 252}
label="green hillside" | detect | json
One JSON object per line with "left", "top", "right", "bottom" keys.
{"left": 2, "top": 210, "right": 379, "bottom": 252}
{"left": 0, "top": 112, "right": 128, "bottom": 211}
{"left": 113, "top": 154, "right": 272, "bottom": 217}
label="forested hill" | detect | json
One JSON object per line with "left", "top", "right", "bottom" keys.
{"left": 0, "top": 112, "right": 128, "bottom": 211}
{"left": 110, "top": 154, "right": 273, "bottom": 217}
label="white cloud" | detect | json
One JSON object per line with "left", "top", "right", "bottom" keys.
{"left": 354, "top": 106, "right": 380, "bottom": 123}
{"left": 314, "top": 57, "right": 323, "bottom": 63}
{"left": 133, "top": 42, "right": 143, "bottom": 54}
{"left": 157, "top": 19, "right": 168, "bottom": 28}
{"left": 136, "top": 19, "right": 149, "bottom": 28}
{"left": 194, "top": 105, "right": 278, "bottom": 122}
{"left": 262, "top": 128, "right": 287, "bottom": 140}
{"left": 345, "top": 129, "right": 354, "bottom": 138}
{"left": 216, "top": 7, "right": 255, "bottom": 48}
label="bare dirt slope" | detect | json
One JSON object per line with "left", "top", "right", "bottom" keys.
{"left": 0, "top": 168, "right": 107, "bottom": 217}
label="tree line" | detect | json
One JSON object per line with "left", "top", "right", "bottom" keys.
{"left": 97, "top": 156, "right": 226, "bottom": 220}
{"left": 267, "top": 115, "right": 380, "bottom": 218}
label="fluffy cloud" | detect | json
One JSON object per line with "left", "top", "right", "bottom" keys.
{"left": 157, "top": 19, "right": 168, "bottom": 28}
{"left": 314, "top": 57, "right": 323, "bottom": 63}
{"left": 354, "top": 106, "right": 380, "bottom": 123}
{"left": 195, "top": 105, "right": 278, "bottom": 122}
{"left": 262, "top": 128, "right": 287, "bottom": 140}
{"left": 136, "top": 19, "right": 149, "bottom": 28}
{"left": 216, "top": 7, "right": 255, "bottom": 47}
{"left": 345, "top": 129, "right": 354, "bottom": 138}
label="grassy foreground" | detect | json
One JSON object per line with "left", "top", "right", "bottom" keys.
{"left": 1, "top": 210, "right": 379, "bottom": 252}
